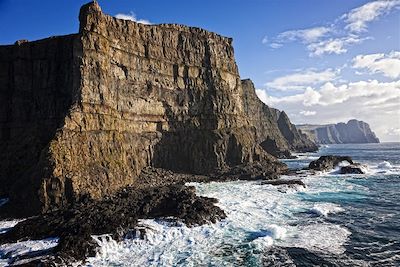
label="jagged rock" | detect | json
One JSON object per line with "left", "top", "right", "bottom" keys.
{"left": 308, "top": 155, "right": 353, "bottom": 172}
{"left": 0, "top": 1, "right": 305, "bottom": 216}
{"left": 339, "top": 164, "right": 365, "bottom": 174}
{"left": 297, "top": 119, "right": 380, "bottom": 144}
{"left": 0, "top": 184, "right": 226, "bottom": 263}
{"left": 241, "top": 79, "right": 317, "bottom": 157}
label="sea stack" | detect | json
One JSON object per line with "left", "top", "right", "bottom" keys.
{"left": 0, "top": 2, "right": 316, "bottom": 216}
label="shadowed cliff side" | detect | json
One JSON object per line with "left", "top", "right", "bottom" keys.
{"left": 0, "top": 35, "right": 82, "bottom": 213}
{"left": 241, "top": 79, "right": 317, "bottom": 157}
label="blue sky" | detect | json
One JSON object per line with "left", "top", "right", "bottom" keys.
{"left": 0, "top": 0, "right": 399, "bottom": 141}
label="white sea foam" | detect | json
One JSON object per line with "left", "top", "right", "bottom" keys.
{"left": 378, "top": 161, "right": 392, "bottom": 169}
{"left": 0, "top": 219, "right": 23, "bottom": 234}
{"left": 338, "top": 160, "right": 351, "bottom": 167}
{"left": 0, "top": 238, "right": 59, "bottom": 266}
{"left": 363, "top": 161, "right": 399, "bottom": 175}
{"left": 311, "top": 203, "right": 344, "bottom": 217}
{"left": 83, "top": 176, "right": 354, "bottom": 266}
{"left": 284, "top": 223, "right": 351, "bottom": 255}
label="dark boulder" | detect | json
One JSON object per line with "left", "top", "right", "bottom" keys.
{"left": 339, "top": 164, "right": 365, "bottom": 174}
{"left": 308, "top": 155, "right": 353, "bottom": 171}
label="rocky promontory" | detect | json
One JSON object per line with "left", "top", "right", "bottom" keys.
{"left": 297, "top": 120, "right": 380, "bottom": 144}
{"left": 241, "top": 79, "right": 318, "bottom": 158}
{"left": 0, "top": 1, "right": 316, "bottom": 217}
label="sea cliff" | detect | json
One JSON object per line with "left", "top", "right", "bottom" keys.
{"left": 297, "top": 119, "right": 380, "bottom": 144}
{"left": 0, "top": 2, "right": 315, "bottom": 216}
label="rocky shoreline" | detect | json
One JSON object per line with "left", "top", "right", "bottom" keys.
{"left": 0, "top": 154, "right": 366, "bottom": 266}
{"left": 0, "top": 160, "right": 289, "bottom": 265}
{"left": 0, "top": 2, "right": 352, "bottom": 266}
{"left": 1, "top": 184, "right": 225, "bottom": 265}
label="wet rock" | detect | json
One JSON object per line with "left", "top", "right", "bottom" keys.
{"left": 0, "top": 184, "right": 225, "bottom": 263}
{"left": 262, "top": 179, "right": 306, "bottom": 187}
{"left": 339, "top": 164, "right": 365, "bottom": 174}
{"left": 308, "top": 156, "right": 354, "bottom": 171}
{"left": 212, "top": 161, "right": 288, "bottom": 181}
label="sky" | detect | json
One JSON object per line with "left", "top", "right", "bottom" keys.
{"left": 0, "top": 0, "right": 399, "bottom": 141}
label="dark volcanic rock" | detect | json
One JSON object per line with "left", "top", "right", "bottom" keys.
{"left": 0, "top": 184, "right": 225, "bottom": 263}
{"left": 298, "top": 119, "right": 380, "bottom": 144}
{"left": 0, "top": 1, "right": 297, "bottom": 216}
{"left": 212, "top": 160, "right": 288, "bottom": 181}
{"left": 308, "top": 155, "right": 354, "bottom": 171}
{"left": 262, "top": 179, "right": 306, "bottom": 187}
{"left": 339, "top": 164, "right": 365, "bottom": 174}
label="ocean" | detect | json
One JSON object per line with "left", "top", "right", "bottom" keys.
{"left": 1, "top": 143, "right": 399, "bottom": 266}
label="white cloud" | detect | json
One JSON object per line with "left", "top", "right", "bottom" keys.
{"left": 256, "top": 79, "right": 400, "bottom": 141}
{"left": 352, "top": 51, "right": 400, "bottom": 78}
{"left": 276, "top": 26, "right": 332, "bottom": 43}
{"left": 265, "top": 69, "right": 338, "bottom": 90}
{"left": 270, "top": 43, "right": 283, "bottom": 49}
{"left": 262, "top": 36, "right": 269, "bottom": 44}
{"left": 386, "top": 128, "right": 400, "bottom": 140}
{"left": 115, "top": 12, "right": 151, "bottom": 24}
{"left": 343, "top": 0, "right": 400, "bottom": 33}
{"left": 307, "top": 35, "right": 367, "bottom": 57}
{"left": 300, "top": 110, "right": 317, "bottom": 116}
{"left": 265, "top": 0, "right": 400, "bottom": 56}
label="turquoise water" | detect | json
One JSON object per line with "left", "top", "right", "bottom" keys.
{"left": 80, "top": 143, "right": 399, "bottom": 266}
{"left": 283, "top": 142, "right": 400, "bottom": 266}
{"left": 1, "top": 143, "right": 399, "bottom": 266}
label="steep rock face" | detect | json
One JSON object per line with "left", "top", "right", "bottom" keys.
{"left": 298, "top": 120, "right": 380, "bottom": 144}
{"left": 0, "top": 35, "right": 82, "bottom": 210}
{"left": 0, "top": 2, "right": 280, "bottom": 215}
{"left": 241, "top": 79, "right": 317, "bottom": 157}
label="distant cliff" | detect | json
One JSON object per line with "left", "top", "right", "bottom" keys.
{"left": 0, "top": 2, "right": 315, "bottom": 216}
{"left": 297, "top": 120, "right": 380, "bottom": 144}
{"left": 241, "top": 79, "right": 317, "bottom": 157}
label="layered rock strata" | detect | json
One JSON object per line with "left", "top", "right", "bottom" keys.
{"left": 241, "top": 79, "right": 317, "bottom": 157}
{"left": 298, "top": 120, "right": 380, "bottom": 144}
{"left": 0, "top": 2, "right": 313, "bottom": 216}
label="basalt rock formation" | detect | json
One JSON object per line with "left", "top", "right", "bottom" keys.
{"left": 297, "top": 120, "right": 380, "bottom": 144}
{"left": 241, "top": 79, "right": 318, "bottom": 158}
{"left": 0, "top": 2, "right": 312, "bottom": 216}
